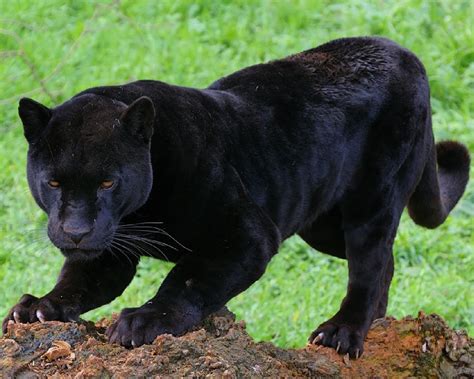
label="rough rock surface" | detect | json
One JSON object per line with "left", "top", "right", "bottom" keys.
{"left": 1, "top": 309, "right": 472, "bottom": 378}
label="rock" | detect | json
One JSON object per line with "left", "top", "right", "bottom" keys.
{"left": 0, "top": 308, "right": 472, "bottom": 378}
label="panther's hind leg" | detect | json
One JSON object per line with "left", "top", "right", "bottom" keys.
{"left": 309, "top": 197, "right": 404, "bottom": 358}
{"left": 309, "top": 77, "right": 430, "bottom": 357}
{"left": 299, "top": 207, "right": 395, "bottom": 322}
{"left": 299, "top": 206, "right": 397, "bottom": 323}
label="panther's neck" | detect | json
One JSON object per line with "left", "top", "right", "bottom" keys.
{"left": 150, "top": 82, "right": 243, "bottom": 175}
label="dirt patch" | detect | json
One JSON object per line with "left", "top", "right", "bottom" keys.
{"left": 1, "top": 309, "right": 472, "bottom": 378}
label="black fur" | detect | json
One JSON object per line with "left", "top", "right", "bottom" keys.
{"left": 3, "top": 37, "right": 470, "bottom": 358}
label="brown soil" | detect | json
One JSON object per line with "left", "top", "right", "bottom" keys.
{"left": 1, "top": 309, "right": 472, "bottom": 378}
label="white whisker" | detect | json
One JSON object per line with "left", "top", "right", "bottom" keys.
{"left": 115, "top": 234, "right": 171, "bottom": 262}
{"left": 117, "top": 223, "right": 191, "bottom": 252}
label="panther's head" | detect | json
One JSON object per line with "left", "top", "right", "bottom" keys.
{"left": 18, "top": 93, "right": 156, "bottom": 259}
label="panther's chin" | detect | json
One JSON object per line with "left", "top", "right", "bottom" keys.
{"left": 62, "top": 248, "right": 104, "bottom": 260}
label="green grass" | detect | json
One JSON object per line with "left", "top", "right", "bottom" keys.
{"left": 0, "top": 0, "right": 472, "bottom": 348}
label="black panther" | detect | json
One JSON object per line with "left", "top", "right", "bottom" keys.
{"left": 3, "top": 37, "right": 470, "bottom": 358}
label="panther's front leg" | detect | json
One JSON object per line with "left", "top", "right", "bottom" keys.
{"left": 107, "top": 204, "right": 280, "bottom": 347}
{"left": 2, "top": 252, "right": 138, "bottom": 333}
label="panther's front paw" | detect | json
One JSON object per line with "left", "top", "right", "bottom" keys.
{"left": 309, "top": 321, "right": 365, "bottom": 359}
{"left": 106, "top": 306, "right": 184, "bottom": 348}
{"left": 2, "top": 294, "right": 80, "bottom": 334}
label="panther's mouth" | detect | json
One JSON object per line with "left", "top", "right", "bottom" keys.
{"left": 62, "top": 248, "right": 104, "bottom": 260}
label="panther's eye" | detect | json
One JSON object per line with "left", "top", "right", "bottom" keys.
{"left": 48, "top": 180, "right": 60, "bottom": 189}
{"left": 100, "top": 180, "right": 115, "bottom": 190}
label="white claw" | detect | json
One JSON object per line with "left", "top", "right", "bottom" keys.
{"left": 336, "top": 341, "right": 341, "bottom": 353}
{"left": 13, "top": 311, "right": 20, "bottom": 323}
{"left": 422, "top": 341, "right": 427, "bottom": 353}
{"left": 312, "top": 332, "right": 324, "bottom": 344}
{"left": 36, "top": 310, "right": 46, "bottom": 323}
{"left": 131, "top": 340, "right": 136, "bottom": 348}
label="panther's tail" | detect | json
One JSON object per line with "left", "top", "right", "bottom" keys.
{"left": 408, "top": 140, "right": 470, "bottom": 228}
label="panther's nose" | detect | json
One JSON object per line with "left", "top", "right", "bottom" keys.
{"left": 62, "top": 225, "right": 91, "bottom": 245}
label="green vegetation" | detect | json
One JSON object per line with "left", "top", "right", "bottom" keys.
{"left": 0, "top": 0, "right": 472, "bottom": 347}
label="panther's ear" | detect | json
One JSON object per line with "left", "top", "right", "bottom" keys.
{"left": 120, "top": 96, "right": 155, "bottom": 143}
{"left": 18, "top": 98, "right": 52, "bottom": 144}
